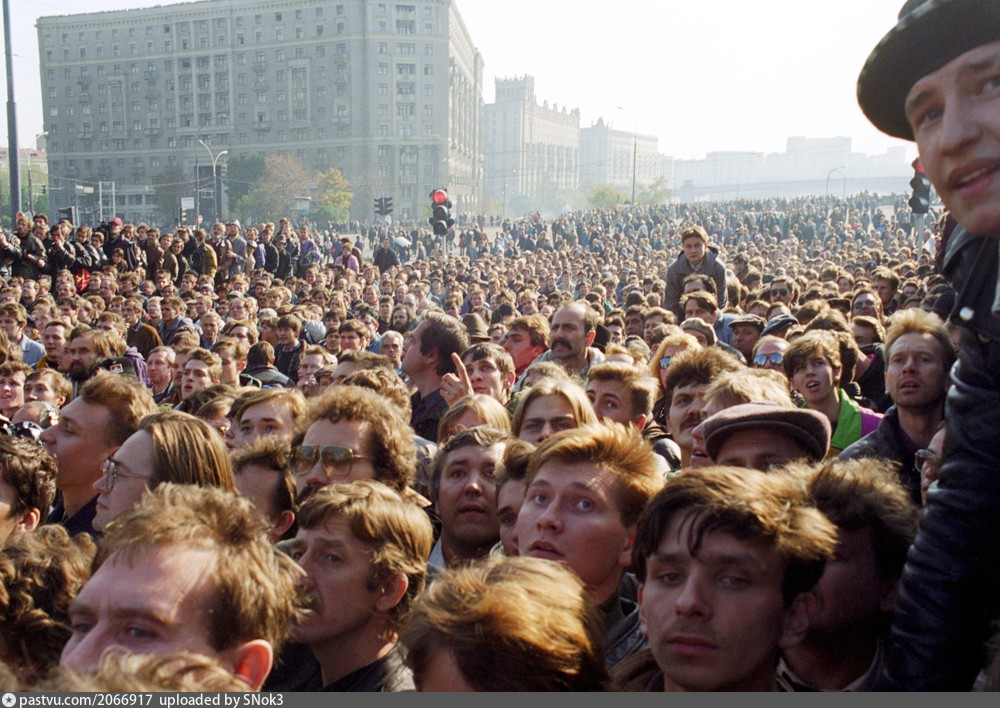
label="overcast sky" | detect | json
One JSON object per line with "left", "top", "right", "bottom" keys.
{"left": 4, "top": 0, "right": 914, "bottom": 160}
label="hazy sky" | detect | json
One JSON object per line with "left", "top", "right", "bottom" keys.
{"left": 4, "top": 0, "right": 914, "bottom": 160}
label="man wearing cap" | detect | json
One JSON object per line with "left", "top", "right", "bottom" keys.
{"left": 857, "top": 0, "right": 1000, "bottom": 689}
{"left": 663, "top": 226, "right": 728, "bottom": 323}
{"left": 730, "top": 313, "right": 766, "bottom": 363}
{"left": 701, "top": 401, "right": 832, "bottom": 471}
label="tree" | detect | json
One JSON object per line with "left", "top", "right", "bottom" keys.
{"left": 588, "top": 184, "right": 624, "bottom": 209}
{"left": 152, "top": 166, "right": 189, "bottom": 224}
{"left": 312, "top": 168, "right": 352, "bottom": 223}
{"left": 235, "top": 154, "right": 312, "bottom": 223}
{"left": 225, "top": 155, "right": 265, "bottom": 208}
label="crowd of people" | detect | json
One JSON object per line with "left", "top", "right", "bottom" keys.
{"left": 0, "top": 0, "right": 998, "bottom": 692}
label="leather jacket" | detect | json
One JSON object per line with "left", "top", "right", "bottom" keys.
{"left": 876, "top": 227, "right": 1000, "bottom": 690}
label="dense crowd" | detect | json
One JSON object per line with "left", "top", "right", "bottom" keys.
{"left": 2, "top": 0, "right": 1000, "bottom": 691}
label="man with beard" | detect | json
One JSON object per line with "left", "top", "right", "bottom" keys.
{"left": 64, "top": 326, "right": 121, "bottom": 396}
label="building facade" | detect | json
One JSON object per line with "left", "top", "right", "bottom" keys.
{"left": 579, "top": 117, "right": 659, "bottom": 199}
{"left": 37, "top": 0, "right": 483, "bottom": 225}
{"left": 482, "top": 76, "right": 579, "bottom": 209}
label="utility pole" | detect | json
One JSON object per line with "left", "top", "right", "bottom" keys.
{"left": 3, "top": 0, "right": 21, "bottom": 216}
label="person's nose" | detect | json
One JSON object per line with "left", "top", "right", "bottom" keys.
{"left": 937, "top": 94, "right": 981, "bottom": 156}
{"left": 60, "top": 623, "right": 114, "bottom": 672}
{"left": 675, "top": 574, "right": 711, "bottom": 619}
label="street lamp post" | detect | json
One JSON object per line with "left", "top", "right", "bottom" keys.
{"left": 198, "top": 139, "right": 228, "bottom": 223}
{"left": 27, "top": 131, "right": 47, "bottom": 215}
{"left": 616, "top": 106, "right": 637, "bottom": 206}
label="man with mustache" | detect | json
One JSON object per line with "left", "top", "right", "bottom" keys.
{"left": 614, "top": 466, "right": 836, "bottom": 691}
{"left": 522, "top": 301, "right": 604, "bottom": 383}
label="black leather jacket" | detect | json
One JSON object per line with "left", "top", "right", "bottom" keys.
{"left": 876, "top": 227, "right": 1000, "bottom": 690}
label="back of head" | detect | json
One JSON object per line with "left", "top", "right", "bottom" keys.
{"left": 139, "top": 410, "right": 236, "bottom": 490}
{"left": 399, "top": 555, "right": 608, "bottom": 691}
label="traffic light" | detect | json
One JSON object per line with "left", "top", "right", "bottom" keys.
{"left": 429, "top": 188, "right": 454, "bottom": 236}
{"left": 57, "top": 206, "right": 78, "bottom": 225}
{"left": 374, "top": 197, "right": 385, "bottom": 216}
{"left": 383, "top": 196, "right": 393, "bottom": 215}
{"left": 909, "top": 158, "right": 932, "bottom": 215}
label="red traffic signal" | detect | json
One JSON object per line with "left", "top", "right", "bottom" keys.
{"left": 431, "top": 189, "right": 449, "bottom": 206}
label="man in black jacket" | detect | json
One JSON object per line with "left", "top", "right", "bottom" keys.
{"left": 857, "top": 0, "right": 1000, "bottom": 690}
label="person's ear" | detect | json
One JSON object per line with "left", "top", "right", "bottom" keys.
{"left": 271, "top": 510, "right": 296, "bottom": 541}
{"left": 585, "top": 329, "right": 596, "bottom": 348}
{"left": 618, "top": 525, "right": 637, "bottom": 570}
{"left": 14, "top": 508, "right": 41, "bottom": 534}
{"left": 375, "top": 573, "right": 409, "bottom": 615}
{"left": 778, "top": 591, "right": 818, "bottom": 650}
{"left": 633, "top": 413, "right": 648, "bottom": 431}
{"left": 227, "top": 639, "right": 273, "bottom": 691}
{"left": 636, "top": 583, "right": 649, "bottom": 637}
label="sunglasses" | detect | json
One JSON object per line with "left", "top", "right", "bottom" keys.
{"left": 101, "top": 456, "right": 153, "bottom": 491}
{"left": 753, "top": 352, "right": 784, "bottom": 368}
{"left": 291, "top": 445, "right": 373, "bottom": 478}
{"left": 770, "top": 289, "right": 789, "bottom": 297}
{"left": 659, "top": 356, "right": 672, "bottom": 369}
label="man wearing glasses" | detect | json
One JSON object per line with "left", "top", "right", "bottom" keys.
{"left": 39, "top": 372, "right": 157, "bottom": 537}
{"left": 293, "top": 384, "right": 417, "bottom": 504}
{"left": 768, "top": 276, "right": 797, "bottom": 307}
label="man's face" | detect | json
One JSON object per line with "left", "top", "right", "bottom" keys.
{"left": 61, "top": 546, "right": 226, "bottom": 672}
{"left": 586, "top": 378, "right": 639, "bottom": 427}
{"left": 43, "top": 326, "right": 67, "bottom": 359}
{"left": 380, "top": 337, "right": 402, "bottom": 365}
{"left": 639, "top": 514, "right": 803, "bottom": 691}
{"left": 769, "top": 281, "right": 792, "bottom": 305}
{"left": 182, "top": 360, "right": 217, "bottom": 399}
{"left": 714, "top": 429, "right": 812, "bottom": 470}
{"left": 851, "top": 323, "right": 878, "bottom": 348}
{"left": 684, "top": 299, "right": 715, "bottom": 325}
{"left": 875, "top": 279, "right": 896, "bottom": 308}
{"left": 502, "top": 327, "right": 544, "bottom": 373}
{"left": 731, "top": 325, "right": 760, "bottom": 358}
{"left": 92, "top": 430, "right": 154, "bottom": 533}
{"left": 228, "top": 326, "right": 251, "bottom": 346}
{"left": 0, "top": 372, "right": 25, "bottom": 416}
{"left": 0, "top": 315, "right": 23, "bottom": 341}
{"left": 277, "top": 325, "right": 298, "bottom": 347}
{"left": 401, "top": 321, "right": 429, "bottom": 377}
{"left": 517, "top": 394, "right": 577, "bottom": 445}
{"left": 296, "top": 419, "right": 376, "bottom": 502}
{"left": 667, "top": 383, "right": 708, "bottom": 453}
{"left": 39, "top": 397, "right": 115, "bottom": 492}
{"left": 290, "top": 515, "right": 383, "bottom": 648}
{"left": 906, "top": 41, "right": 1000, "bottom": 236}
{"left": 682, "top": 237, "right": 707, "bottom": 265}
{"left": 201, "top": 317, "right": 219, "bottom": 343}
{"left": 463, "top": 355, "right": 512, "bottom": 402}
{"left": 885, "top": 332, "right": 949, "bottom": 410}
{"left": 339, "top": 330, "right": 364, "bottom": 352}
{"left": 517, "top": 459, "right": 633, "bottom": 605}
{"left": 435, "top": 442, "right": 502, "bottom": 557}
{"left": 851, "top": 293, "right": 880, "bottom": 320}
{"left": 146, "top": 351, "right": 172, "bottom": 387}
{"left": 25, "top": 375, "right": 62, "bottom": 406}
{"left": 160, "top": 303, "right": 177, "bottom": 323}
{"left": 66, "top": 336, "right": 99, "bottom": 381}
{"left": 606, "top": 323, "right": 624, "bottom": 345}
{"left": 549, "top": 306, "right": 591, "bottom": 365}
{"left": 238, "top": 400, "right": 297, "bottom": 449}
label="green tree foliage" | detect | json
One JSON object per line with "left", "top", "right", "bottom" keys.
{"left": 312, "top": 168, "right": 352, "bottom": 223}
{"left": 234, "top": 154, "right": 312, "bottom": 223}
{"left": 588, "top": 184, "right": 624, "bottom": 209}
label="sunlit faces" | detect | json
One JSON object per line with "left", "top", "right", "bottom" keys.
{"left": 713, "top": 429, "right": 812, "bottom": 471}
{"left": 295, "top": 419, "right": 376, "bottom": 501}
{"left": 682, "top": 237, "right": 707, "bottom": 266}
{"left": 435, "top": 442, "right": 502, "bottom": 559}
{"left": 39, "top": 398, "right": 117, "bottom": 501}
{"left": 61, "top": 546, "right": 227, "bottom": 672}
{"left": 146, "top": 351, "right": 173, "bottom": 389}
{"left": 666, "top": 383, "right": 708, "bottom": 454}
{"left": 683, "top": 299, "right": 715, "bottom": 325}
{"left": 181, "top": 359, "right": 217, "bottom": 400}
{"left": 288, "top": 516, "right": 385, "bottom": 649}
{"left": 884, "top": 332, "right": 949, "bottom": 409}
{"left": 549, "top": 306, "right": 593, "bottom": 365}
{"left": 66, "top": 335, "right": 100, "bottom": 382}
{"left": 496, "top": 480, "right": 525, "bottom": 557}
{"left": 638, "top": 513, "right": 808, "bottom": 692}
{"left": 516, "top": 459, "right": 633, "bottom": 605}
{"left": 501, "top": 327, "right": 544, "bottom": 374}
{"left": 24, "top": 373, "right": 65, "bottom": 407}
{"left": 851, "top": 293, "right": 880, "bottom": 320}
{"left": 0, "top": 315, "right": 23, "bottom": 342}
{"left": 92, "top": 431, "right": 155, "bottom": 532}
{"left": 0, "top": 371, "right": 26, "bottom": 419}
{"left": 905, "top": 41, "right": 1000, "bottom": 237}
{"left": 791, "top": 355, "right": 840, "bottom": 408}
{"left": 462, "top": 356, "right": 514, "bottom": 403}
{"left": 238, "top": 399, "right": 298, "bottom": 448}
{"left": 586, "top": 378, "right": 641, "bottom": 427}
{"left": 517, "top": 394, "right": 578, "bottom": 445}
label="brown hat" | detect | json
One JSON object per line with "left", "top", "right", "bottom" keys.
{"left": 461, "top": 313, "right": 490, "bottom": 343}
{"left": 702, "top": 402, "right": 831, "bottom": 462}
{"left": 730, "top": 314, "right": 766, "bottom": 332}
{"left": 679, "top": 318, "right": 717, "bottom": 346}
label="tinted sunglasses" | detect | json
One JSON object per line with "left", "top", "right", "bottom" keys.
{"left": 753, "top": 352, "right": 784, "bottom": 367}
{"left": 291, "top": 445, "right": 373, "bottom": 478}
{"left": 770, "top": 288, "right": 789, "bottom": 297}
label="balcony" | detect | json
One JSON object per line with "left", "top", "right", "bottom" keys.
{"left": 252, "top": 60, "right": 267, "bottom": 73}
{"left": 144, "top": 127, "right": 162, "bottom": 137}
{"left": 253, "top": 121, "right": 270, "bottom": 131}
{"left": 253, "top": 79, "right": 268, "bottom": 91}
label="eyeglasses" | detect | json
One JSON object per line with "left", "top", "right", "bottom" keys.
{"left": 770, "top": 289, "right": 789, "bottom": 297}
{"left": 291, "top": 445, "right": 374, "bottom": 478}
{"left": 915, "top": 448, "right": 941, "bottom": 476}
{"left": 101, "top": 456, "right": 153, "bottom": 491}
{"left": 659, "top": 356, "right": 672, "bottom": 369}
{"left": 753, "top": 352, "right": 784, "bottom": 368}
